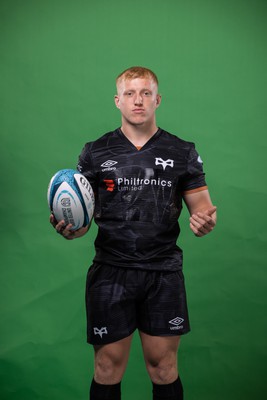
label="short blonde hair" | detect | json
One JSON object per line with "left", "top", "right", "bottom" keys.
{"left": 116, "top": 66, "right": 159, "bottom": 86}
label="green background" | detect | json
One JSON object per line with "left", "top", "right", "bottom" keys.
{"left": 1, "top": 0, "right": 266, "bottom": 399}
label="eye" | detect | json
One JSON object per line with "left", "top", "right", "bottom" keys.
{"left": 144, "top": 91, "right": 151, "bottom": 96}
{"left": 126, "top": 91, "right": 133, "bottom": 96}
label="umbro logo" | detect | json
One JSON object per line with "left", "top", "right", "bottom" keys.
{"left": 169, "top": 317, "right": 184, "bottom": 326}
{"left": 101, "top": 160, "right": 118, "bottom": 172}
{"left": 155, "top": 158, "right": 174, "bottom": 170}
{"left": 93, "top": 327, "right": 108, "bottom": 338}
{"left": 101, "top": 160, "right": 118, "bottom": 168}
{"left": 169, "top": 317, "right": 184, "bottom": 329}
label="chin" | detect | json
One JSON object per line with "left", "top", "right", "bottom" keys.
{"left": 131, "top": 120, "right": 147, "bottom": 126}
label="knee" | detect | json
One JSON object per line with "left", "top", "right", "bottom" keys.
{"left": 94, "top": 336, "right": 132, "bottom": 385}
{"left": 94, "top": 352, "right": 125, "bottom": 384}
{"left": 146, "top": 357, "right": 178, "bottom": 384}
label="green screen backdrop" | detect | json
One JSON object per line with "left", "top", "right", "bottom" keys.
{"left": 1, "top": 0, "right": 266, "bottom": 399}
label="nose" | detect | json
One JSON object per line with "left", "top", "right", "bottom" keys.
{"left": 134, "top": 93, "right": 143, "bottom": 105}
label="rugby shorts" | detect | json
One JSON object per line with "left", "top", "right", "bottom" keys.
{"left": 85, "top": 263, "right": 190, "bottom": 345}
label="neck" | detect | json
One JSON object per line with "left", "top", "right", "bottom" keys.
{"left": 120, "top": 121, "right": 158, "bottom": 147}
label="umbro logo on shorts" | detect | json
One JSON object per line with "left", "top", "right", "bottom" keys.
{"left": 93, "top": 327, "right": 108, "bottom": 338}
{"left": 169, "top": 317, "right": 184, "bottom": 330}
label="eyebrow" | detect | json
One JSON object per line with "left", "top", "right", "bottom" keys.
{"left": 123, "top": 88, "right": 152, "bottom": 93}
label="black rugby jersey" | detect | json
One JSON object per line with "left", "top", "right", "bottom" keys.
{"left": 77, "top": 128, "right": 207, "bottom": 271}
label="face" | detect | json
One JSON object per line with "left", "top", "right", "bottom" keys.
{"left": 114, "top": 77, "right": 161, "bottom": 127}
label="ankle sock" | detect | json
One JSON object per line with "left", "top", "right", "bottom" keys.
{"left": 153, "top": 376, "right": 183, "bottom": 399}
{"left": 90, "top": 378, "right": 121, "bottom": 400}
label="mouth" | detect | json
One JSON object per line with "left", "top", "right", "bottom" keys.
{"left": 132, "top": 108, "right": 145, "bottom": 113}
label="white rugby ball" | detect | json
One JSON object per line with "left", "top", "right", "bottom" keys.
{"left": 47, "top": 169, "right": 95, "bottom": 230}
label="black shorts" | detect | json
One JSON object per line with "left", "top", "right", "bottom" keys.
{"left": 85, "top": 263, "right": 190, "bottom": 345}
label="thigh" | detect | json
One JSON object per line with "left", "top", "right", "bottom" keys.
{"left": 140, "top": 331, "right": 181, "bottom": 363}
{"left": 139, "top": 331, "right": 181, "bottom": 384}
{"left": 94, "top": 335, "right": 133, "bottom": 384}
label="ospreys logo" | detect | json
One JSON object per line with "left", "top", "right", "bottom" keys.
{"left": 93, "top": 327, "right": 108, "bottom": 338}
{"left": 155, "top": 158, "right": 174, "bottom": 170}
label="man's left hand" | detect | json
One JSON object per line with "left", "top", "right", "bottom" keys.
{"left": 189, "top": 206, "right": 217, "bottom": 237}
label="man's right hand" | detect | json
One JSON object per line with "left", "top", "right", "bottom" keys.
{"left": 49, "top": 214, "right": 89, "bottom": 240}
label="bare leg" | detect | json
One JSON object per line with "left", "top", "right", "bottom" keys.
{"left": 139, "top": 332, "right": 181, "bottom": 384}
{"left": 93, "top": 334, "right": 133, "bottom": 384}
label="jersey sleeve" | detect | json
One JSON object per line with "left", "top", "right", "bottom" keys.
{"left": 77, "top": 143, "right": 98, "bottom": 193}
{"left": 180, "top": 144, "right": 208, "bottom": 194}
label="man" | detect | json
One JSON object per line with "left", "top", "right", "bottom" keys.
{"left": 50, "top": 66, "right": 216, "bottom": 400}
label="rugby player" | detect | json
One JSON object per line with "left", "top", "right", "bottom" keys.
{"left": 50, "top": 66, "right": 217, "bottom": 399}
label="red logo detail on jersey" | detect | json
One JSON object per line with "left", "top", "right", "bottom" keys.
{"left": 104, "top": 179, "right": 115, "bottom": 192}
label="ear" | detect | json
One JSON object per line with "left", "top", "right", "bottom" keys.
{"left": 114, "top": 95, "right": 120, "bottom": 109}
{"left": 156, "top": 94, "right": 162, "bottom": 108}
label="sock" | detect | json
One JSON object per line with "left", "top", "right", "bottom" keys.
{"left": 153, "top": 376, "right": 183, "bottom": 400}
{"left": 90, "top": 378, "right": 121, "bottom": 400}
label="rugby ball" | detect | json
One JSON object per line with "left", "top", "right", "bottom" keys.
{"left": 47, "top": 169, "right": 95, "bottom": 230}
